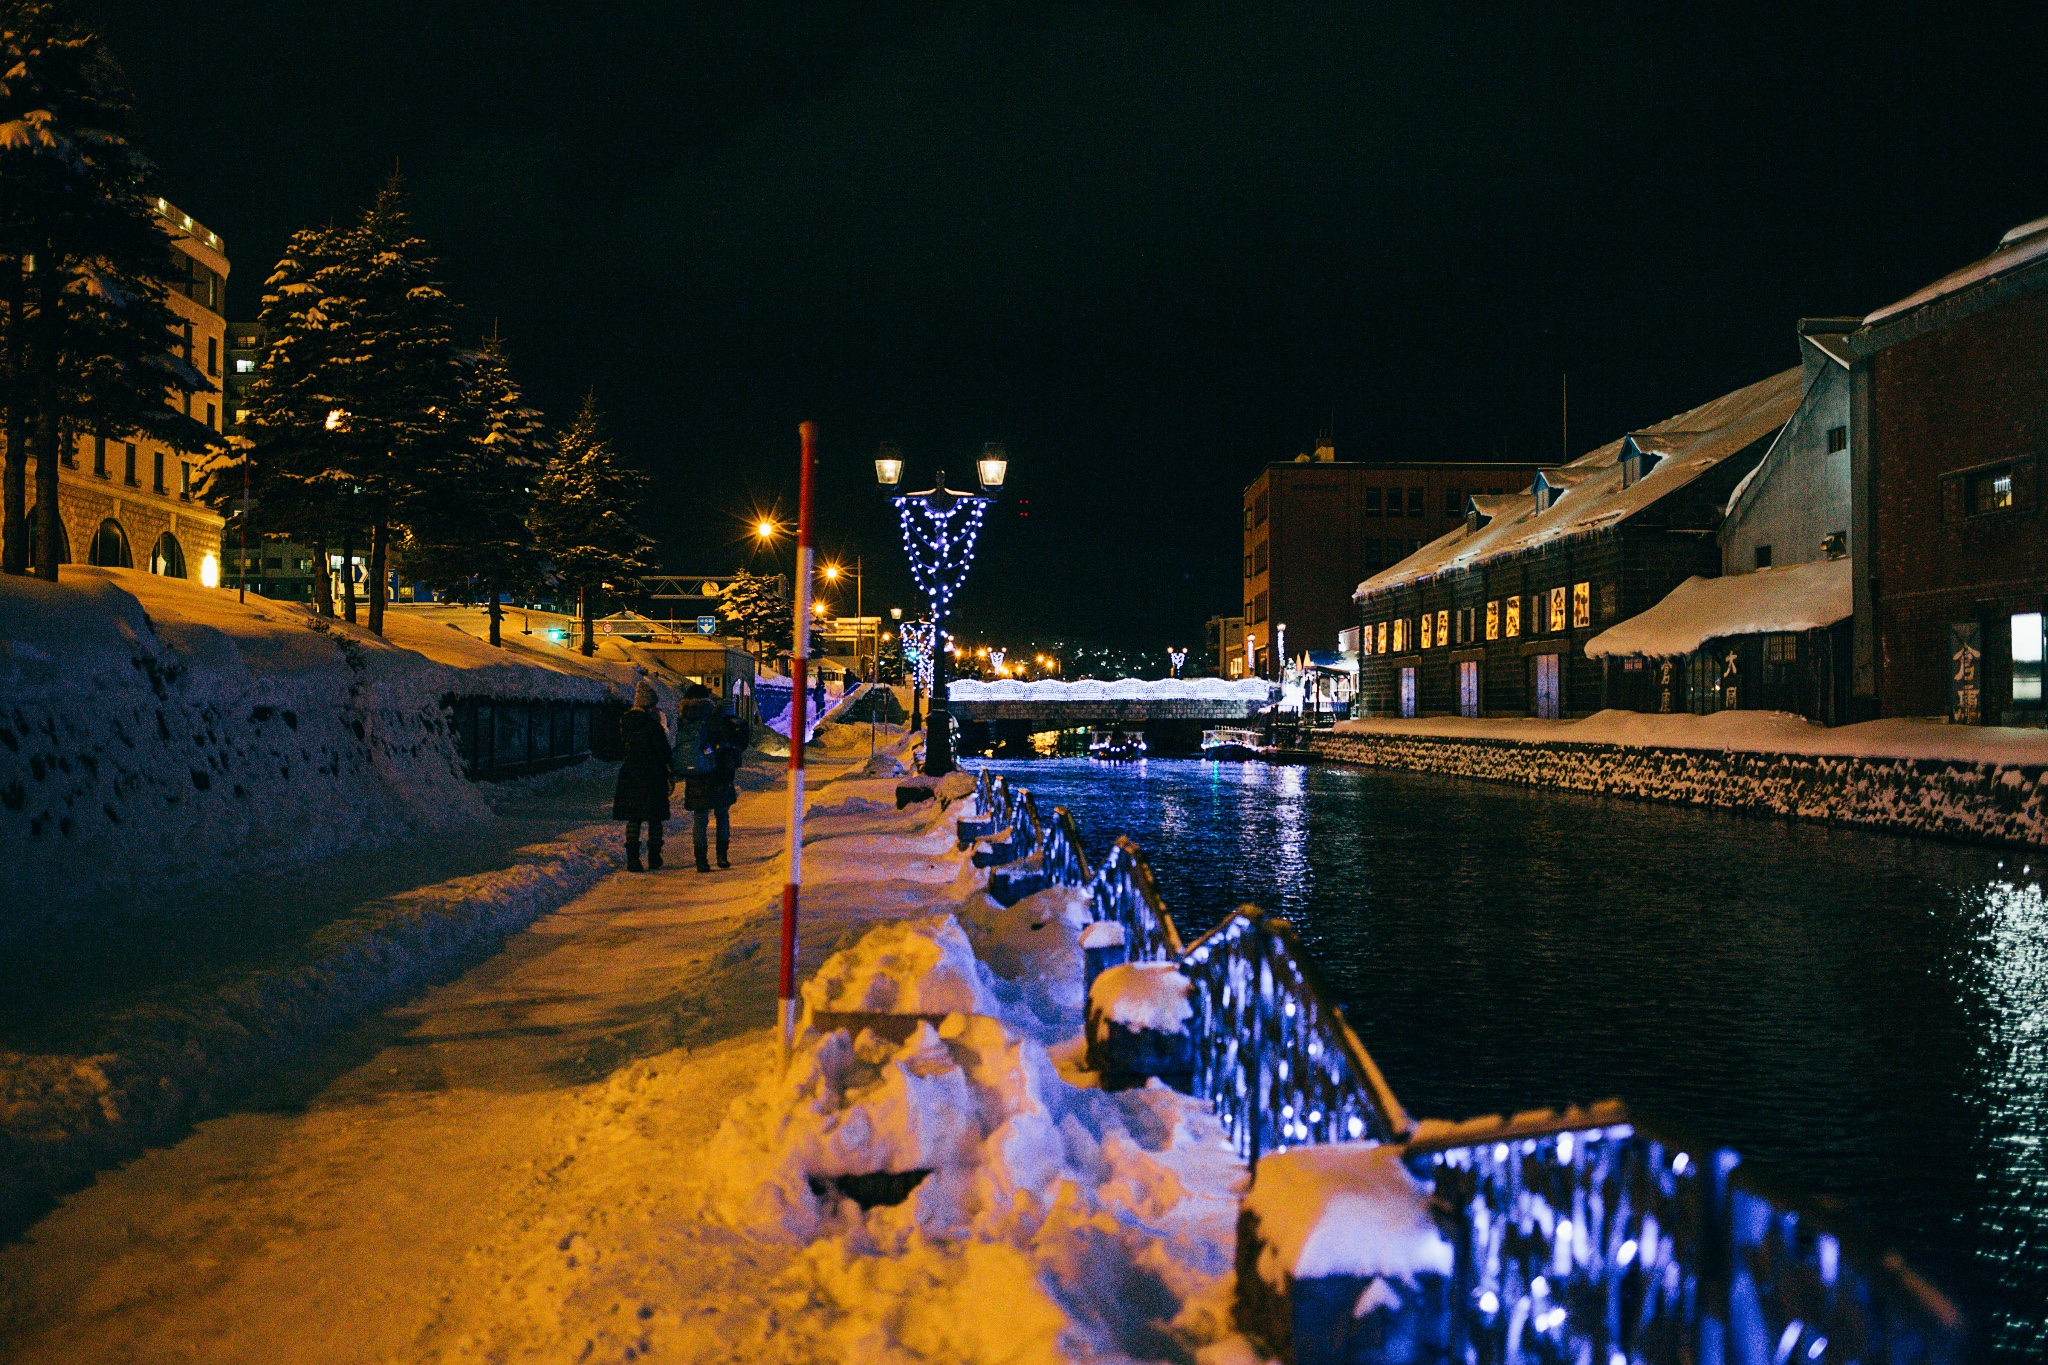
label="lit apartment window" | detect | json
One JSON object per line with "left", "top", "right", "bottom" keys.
{"left": 1486, "top": 600, "right": 1499, "bottom": 640}
{"left": 1549, "top": 586, "right": 1567, "bottom": 633}
{"left": 1504, "top": 596, "right": 1521, "bottom": 638}
{"left": 1572, "top": 581, "right": 1590, "bottom": 629}
{"left": 1974, "top": 466, "right": 2015, "bottom": 514}
{"left": 234, "top": 358, "right": 257, "bottom": 374}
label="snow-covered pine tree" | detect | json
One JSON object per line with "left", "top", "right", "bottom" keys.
{"left": 715, "top": 568, "right": 791, "bottom": 655}
{"left": 319, "top": 175, "right": 462, "bottom": 636}
{"left": 228, "top": 221, "right": 356, "bottom": 616}
{"left": 0, "top": 1, "right": 217, "bottom": 579}
{"left": 531, "top": 394, "right": 654, "bottom": 656}
{"left": 402, "top": 335, "right": 546, "bottom": 646}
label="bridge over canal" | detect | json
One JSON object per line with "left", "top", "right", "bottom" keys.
{"left": 946, "top": 677, "right": 1277, "bottom": 753}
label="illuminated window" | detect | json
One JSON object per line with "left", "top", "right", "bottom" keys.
{"left": 2015, "top": 613, "right": 2044, "bottom": 707}
{"left": 1975, "top": 469, "right": 2015, "bottom": 514}
{"left": 1420, "top": 614, "right": 1434, "bottom": 650}
{"left": 1436, "top": 609, "right": 1449, "bottom": 646}
{"left": 234, "top": 358, "right": 256, "bottom": 374}
{"left": 1549, "top": 586, "right": 1567, "bottom": 632}
{"left": 1392, "top": 619, "right": 1407, "bottom": 652}
{"left": 1504, "top": 596, "right": 1521, "bottom": 638}
{"left": 1377, "top": 620, "right": 1388, "bottom": 654}
{"left": 1572, "top": 581, "right": 1590, "bottom": 628}
{"left": 1485, "top": 600, "right": 1499, "bottom": 640}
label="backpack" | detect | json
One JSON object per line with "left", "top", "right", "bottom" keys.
{"left": 675, "top": 702, "right": 718, "bottom": 775}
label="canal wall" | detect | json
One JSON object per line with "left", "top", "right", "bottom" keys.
{"left": 1311, "top": 715, "right": 2048, "bottom": 847}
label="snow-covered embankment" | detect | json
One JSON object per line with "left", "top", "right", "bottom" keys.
{"left": 0, "top": 568, "right": 653, "bottom": 931}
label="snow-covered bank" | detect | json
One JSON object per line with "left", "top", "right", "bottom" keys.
{"left": 0, "top": 817, "right": 620, "bottom": 1234}
{"left": 1318, "top": 710, "right": 2048, "bottom": 846}
{"left": 0, "top": 568, "right": 657, "bottom": 928}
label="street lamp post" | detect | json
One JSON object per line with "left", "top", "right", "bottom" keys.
{"left": 876, "top": 442, "right": 1008, "bottom": 777}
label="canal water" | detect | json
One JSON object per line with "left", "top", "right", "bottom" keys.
{"left": 984, "top": 756, "right": 2047, "bottom": 1358}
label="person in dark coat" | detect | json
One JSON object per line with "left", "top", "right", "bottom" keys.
{"left": 613, "top": 679, "right": 673, "bottom": 871}
{"left": 677, "top": 683, "right": 743, "bottom": 871}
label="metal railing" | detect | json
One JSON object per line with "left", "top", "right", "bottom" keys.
{"left": 967, "top": 765, "right": 1970, "bottom": 1359}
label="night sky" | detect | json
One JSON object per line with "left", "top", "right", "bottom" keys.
{"left": 84, "top": 2, "right": 2048, "bottom": 652}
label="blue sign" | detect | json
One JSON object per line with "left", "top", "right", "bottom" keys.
{"left": 698, "top": 615, "right": 717, "bottom": 635}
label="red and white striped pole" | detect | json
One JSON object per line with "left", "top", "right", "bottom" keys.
{"left": 778, "top": 420, "right": 818, "bottom": 1067}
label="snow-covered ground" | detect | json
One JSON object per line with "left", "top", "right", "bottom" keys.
{"left": 0, "top": 569, "right": 663, "bottom": 930}
{"left": 1333, "top": 706, "right": 2048, "bottom": 763}
{"left": 0, "top": 727, "right": 1260, "bottom": 1364}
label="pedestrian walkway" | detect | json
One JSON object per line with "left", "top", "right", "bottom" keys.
{"left": 0, "top": 734, "right": 967, "bottom": 1363}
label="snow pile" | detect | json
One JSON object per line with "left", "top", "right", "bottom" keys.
{"left": 1080, "top": 920, "right": 1128, "bottom": 949}
{"left": 1584, "top": 558, "right": 1851, "bottom": 659}
{"left": 1088, "top": 961, "right": 1195, "bottom": 1040}
{"left": 957, "top": 884, "right": 1096, "bottom": 1041}
{"left": 0, "top": 568, "right": 646, "bottom": 929}
{"left": 704, "top": 982, "right": 1243, "bottom": 1360}
{"left": 1242, "top": 1142, "right": 1453, "bottom": 1286}
{"left": 799, "top": 913, "right": 1001, "bottom": 1019}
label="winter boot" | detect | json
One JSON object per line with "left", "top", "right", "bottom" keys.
{"left": 625, "top": 836, "right": 643, "bottom": 873}
{"left": 696, "top": 851, "right": 713, "bottom": 873}
{"left": 647, "top": 841, "right": 663, "bottom": 871}
{"left": 716, "top": 840, "right": 730, "bottom": 870}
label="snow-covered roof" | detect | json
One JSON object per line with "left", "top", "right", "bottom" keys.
{"left": 1583, "top": 557, "right": 1851, "bottom": 658}
{"left": 947, "top": 676, "right": 1276, "bottom": 702}
{"left": 1356, "top": 368, "right": 1804, "bottom": 601}
{"left": 1863, "top": 215, "right": 2048, "bottom": 328}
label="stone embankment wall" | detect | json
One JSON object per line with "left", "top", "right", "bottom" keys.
{"left": 1311, "top": 730, "right": 2048, "bottom": 847}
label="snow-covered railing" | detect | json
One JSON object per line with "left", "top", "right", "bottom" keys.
{"left": 1181, "top": 908, "right": 1411, "bottom": 1160}
{"left": 1405, "top": 1105, "right": 1967, "bottom": 1365}
{"left": 971, "top": 764, "right": 1969, "bottom": 1356}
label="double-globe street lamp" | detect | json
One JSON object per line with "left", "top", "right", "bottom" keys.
{"left": 875, "top": 441, "right": 1008, "bottom": 777}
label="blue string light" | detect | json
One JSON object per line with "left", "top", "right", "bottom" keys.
{"left": 892, "top": 491, "right": 991, "bottom": 624}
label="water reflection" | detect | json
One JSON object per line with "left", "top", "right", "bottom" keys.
{"left": 986, "top": 756, "right": 2048, "bottom": 1354}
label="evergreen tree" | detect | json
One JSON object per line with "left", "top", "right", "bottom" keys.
{"left": 402, "top": 335, "right": 546, "bottom": 646}
{"left": 227, "top": 221, "right": 354, "bottom": 616}
{"left": 321, "top": 175, "right": 461, "bottom": 636}
{"left": 227, "top": 176, "right": 461, "bottom": 632}
{"left": 531, "top": 393, "right": 654, "bottom": 656}
{"left": 716, "top": 568, "right": 791, "bottom": 654}
{"left": 1, "top": 2, "right": 216, "bottom": 579}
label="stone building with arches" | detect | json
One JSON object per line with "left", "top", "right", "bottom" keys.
{"left": 4, "top": 198, "right": 228, "bottom": 585}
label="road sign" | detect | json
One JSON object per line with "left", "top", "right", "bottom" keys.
{"left": 698, "top": 615, "right": 717, "bottom": 635}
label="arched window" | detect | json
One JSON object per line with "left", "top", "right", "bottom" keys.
{"left": 150, "top": 531, "right": 186, "bottom": 578}
{"left": 89, "top": 518, "right": 133, "bottom": 568}
{"left": 24, "top": 507, "right": 71, "bottom": 572}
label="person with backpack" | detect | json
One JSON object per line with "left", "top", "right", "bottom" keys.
{"left": 675, "top": 683, "right": 737, "bottom": 872}
{"left": 613, "top": 679, "right": 673, "bottom": 871}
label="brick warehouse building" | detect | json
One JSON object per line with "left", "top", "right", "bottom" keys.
{"left": 1850, "top": 216, "right": 2048, "bottom": 723}
{"left": 1241, "top": 441, "right": 1535, "bottom": 677}
{"left": 1353, "top": 368, "right": 1801, "bottom": 719}
{"left": 1, "top": 199, "right": 228, "bottom": 583}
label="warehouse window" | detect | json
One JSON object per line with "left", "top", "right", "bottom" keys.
{"left": 1572, "top": 581, "right": 1591, "bottom": 629}
{"left": 1485, "top": 600, "right": 1499, "bottom": 640}
{"left": 1549, "top": 586, "right": 1567, "bottom": 633}
{"left": 1504, "top": 596, "right": 1521, "bottom": 638}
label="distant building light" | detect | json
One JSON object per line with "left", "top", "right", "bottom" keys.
{"left": 199, "top": 553, "right": 220, "bottom": 588}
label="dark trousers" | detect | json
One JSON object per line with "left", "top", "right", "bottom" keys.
{"left": 693, "top": 805, "right": 729, "bottom": 862}
{"left": 625, "top": 818, "right": 663, "bottom": 851}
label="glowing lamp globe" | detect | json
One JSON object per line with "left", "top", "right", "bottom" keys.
{"left": 976, "top": 443, "right": 1008, "bottom": 490}
{"left": 755, "top": 519, "right": 776, "bottom": 540}
{"left": 199, "top": 553, "right": 220, "bottom": 588}
{"left": 874, "top": 442, "right": 905, "bottom": 489}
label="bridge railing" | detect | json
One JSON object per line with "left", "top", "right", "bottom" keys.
{"left": 968, "top": 764, "right": 1970, "bottom": 1360}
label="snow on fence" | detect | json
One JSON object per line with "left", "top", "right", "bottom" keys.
{"left": 967, "top": 767, "right": 1971, "bottom": 1363}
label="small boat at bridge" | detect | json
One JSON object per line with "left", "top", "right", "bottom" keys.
{"left": 1200, "top": 727, "right": 1265, "bottom": 760}
{"left": 1087, "top": 729, "right": 1148, "bottom": 761}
